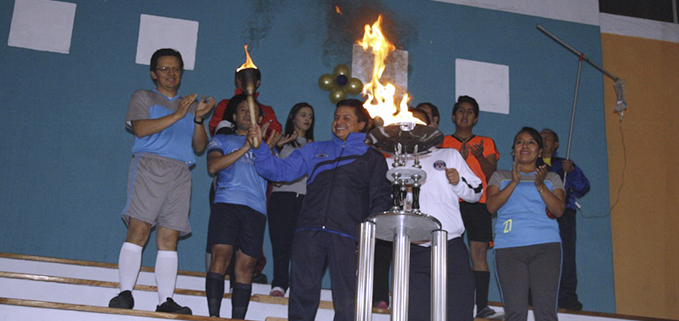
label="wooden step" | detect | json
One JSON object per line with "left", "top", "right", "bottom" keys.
{"left": 0, "top": 272, "right": 320, "bottom": 319}
{"left": 0, "top": 252, "right": 328, "bottom": 299}
{"left": 0, "top": 270, "right": 335, "bottom": 309}
{"left": 0, "top": 254, "right": 389, "bottom": 320}
{"left": 0, "top": 297, "right": 217, "bottom": 321}
{"left": 2, "top": 252, "right": 663, "bottom": 321}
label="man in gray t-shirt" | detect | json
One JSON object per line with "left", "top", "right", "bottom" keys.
{"left": 108, "top": 48, "right": 214, "bottom": 315}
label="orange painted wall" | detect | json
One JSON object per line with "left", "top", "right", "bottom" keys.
{"left": 602, "top": 33, "right": 679, "bottom": 320}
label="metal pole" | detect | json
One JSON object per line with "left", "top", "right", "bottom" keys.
{"left": 566, "top": 56, "right": 583, "bottom": 163}
{"left": 356, "top": 221, "right": 376, "bottom": 321}
{"left": 537, "top": 24, "right": 628, "bottom": 120}
{"left": 431, "top": 230, "right": 448, "bottom": 321}
{"left": 392, "top": 225, "right": 411, "bottom": 321}
{"left": 536, "top": 24, "right": 620, "bottom": 81}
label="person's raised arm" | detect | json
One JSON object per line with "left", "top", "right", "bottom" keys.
{"left": 470, "top": 139, "right": 497, "bottom": 183}
{"left": 486, "top": 162, "right": 520, "bottom": 213}
{"left": 448, "top": 150, "right": 483, "bottom": 203}
{"left": 535, "top": 165, "right": 566, "bottom": 217}
{"left": 207, "top": 139, "right": 249, "bottom": 175}
{"left": 132, "top": 94, "right": 197, "bottom": 138}
{"left": 563, "top": 160, "right": 590, "bottom": 198}
{"left": 249, "top": 123, "right": 307, "bottom": 183}
{"left": 191, "top": 96, "right": 216, "bottom": 153}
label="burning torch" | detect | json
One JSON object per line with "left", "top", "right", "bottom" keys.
{"left": 236, "top": 45, "right": 260, "bottom": 148}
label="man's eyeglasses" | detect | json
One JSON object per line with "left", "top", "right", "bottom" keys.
{"left": 155, "top": 67, "right": 182, "bottom": 74}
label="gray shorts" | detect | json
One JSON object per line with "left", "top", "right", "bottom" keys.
{"left": 121, "top": 153, "right": 192, "bottom": 236}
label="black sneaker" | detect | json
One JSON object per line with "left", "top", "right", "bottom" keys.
{"left": 156, "top": 298, "right": 192, "bottom": 315}
{"left": 476, "top": 306, "right": 504, "bottom": 319}
{"left": 559, "top": 298, "right": 583, "bottom": 311}
{"left": 252, "top": 271, "right": 268, "bottom": 284}
{"left": 108, "top": 290, "right": 134, "bottom": 309}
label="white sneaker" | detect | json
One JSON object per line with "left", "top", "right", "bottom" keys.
{"left": 270, "top": 286, "right": 285, "bottom": 297}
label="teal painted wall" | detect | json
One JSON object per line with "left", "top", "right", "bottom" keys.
{"left": 0, "top": 0, "right": 614, "bottom": 312}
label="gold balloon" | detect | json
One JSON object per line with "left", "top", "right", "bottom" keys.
{"left": 345, "top": 78, "right": 363, "bottom": 95}
{"left": 318, "top": 73, "right": 336, "bottom": 91}
{"left": 329, "top": 87, "right": 348, "bottom": 104}
{"left": 333, "top": 64, "right": 351, "bottom": 77}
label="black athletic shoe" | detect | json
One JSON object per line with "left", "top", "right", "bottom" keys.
{"left": 475, "top": 306, "right": 504, "bottom": 319}
{"left": 559, "top": 298, "right": 583, "bottom": 311}
{"left": 252, "top": 271, "right": 268, "bottom": 284}
{"left": 108, "top": 290, "right": 134, "bottom": 309}
{"left": 156, "top": 298, "right": 192, "bottom": 315}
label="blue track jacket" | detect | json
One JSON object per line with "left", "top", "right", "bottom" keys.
{"left": 252, "top": 132, "right": 391, "bottom": 238}
{"left": 542, "top": 156, "right": 590, "bottom": 210}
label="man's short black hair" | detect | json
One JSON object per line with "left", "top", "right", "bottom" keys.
{"left": 150, "top": 48, "right": 184, "bottom": 71}
{"left": 410, "top": 108, "right": 431, "bottom": 125}
{"left": 226, "top": 94, "right": 263, "bottom": 123}
{"left": 453, "top": 95, "right": 479, "bottom": 117}
{"left": 540, "top": 128, "right": 560, "bottom": 143}
{"left": 416, "top": 102, "right": 439, "bottom": 119}
{"left": 415, "top": 102, "right": 439, "bottom": 124}
{"left": 336, "top": 99, "right": 371, "bottom": 132}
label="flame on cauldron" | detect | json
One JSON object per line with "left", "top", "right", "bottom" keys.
{"left": 358, "top": 15, "right": 423, "bottom": 126}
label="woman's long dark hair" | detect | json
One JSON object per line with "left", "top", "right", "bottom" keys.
{"left": 283, "top": 102, "right": 315, "bottom": 148}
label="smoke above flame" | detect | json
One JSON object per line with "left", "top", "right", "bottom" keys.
{"left": 358, "top": 16, "right": 423, "bottom": 126}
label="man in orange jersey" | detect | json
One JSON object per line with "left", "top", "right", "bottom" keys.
{"left": 441, "top": 95, "right": 503, "bottom": 319}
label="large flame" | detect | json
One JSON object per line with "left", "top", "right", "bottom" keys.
{"left": 358, "top": 16, "right": 423, "bottom": 126}
{"left": 236, "top": 44, "right": 258, "bottom": 71}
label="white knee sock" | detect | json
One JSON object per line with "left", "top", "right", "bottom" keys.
{"left": 155, "top": 250, "right": 178, "bottom": 304}
{"left": 118, "top": 242, "right": 143, "bottom": 292}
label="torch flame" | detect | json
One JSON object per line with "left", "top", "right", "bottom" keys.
{"left": 335, "top": 5, "right": 342, "bottom": 15}
{"left": 236, "top": 44, "right": 258, "bottom": 72}
{"left": 358, "top": 15, "right": 423, "bottom": 126}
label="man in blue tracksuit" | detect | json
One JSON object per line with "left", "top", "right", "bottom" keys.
{"left": 540, "top": 129, "right": 591, "bottom": 311}
{"left": 248, "top": 99, "right": 391, "bottom": 321}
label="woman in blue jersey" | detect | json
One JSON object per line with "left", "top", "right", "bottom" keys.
{"left": 267, "top": 102, "right": 315, "bottom": 297}
{"left": 486, "top": 127, "right": 566, "bottom": 321}
{"left": 204, "top": 95, "right": 268, "bottom": 319}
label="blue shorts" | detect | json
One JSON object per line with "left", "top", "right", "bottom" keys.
{"left": 207, "top": 203, "right": 266, "bottom": 258}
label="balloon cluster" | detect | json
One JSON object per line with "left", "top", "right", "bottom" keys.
{"left": 318, "top": 64, "right": 363, "bottom": 104}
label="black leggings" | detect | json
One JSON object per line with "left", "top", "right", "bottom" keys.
{"left": 496, "top": 242, "right": 562, "bottom": 321}
{"left": 268, "top": 192, "right": 304, "bottom": 291}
